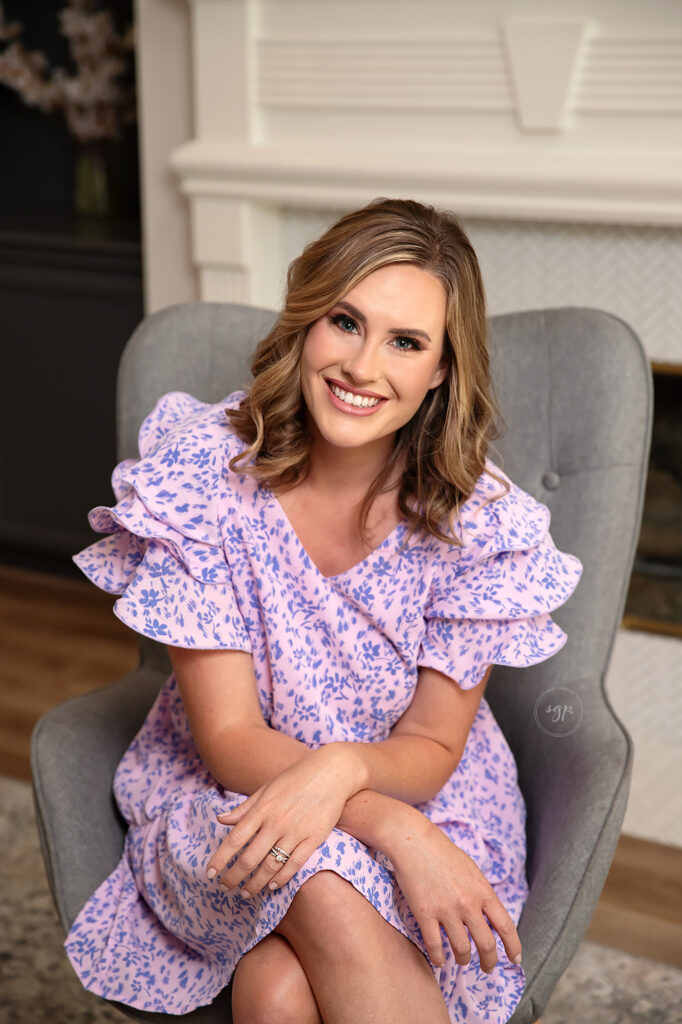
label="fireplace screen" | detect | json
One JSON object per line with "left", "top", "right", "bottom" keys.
{"left": 623, "top": 367, "right": 682, "bottom": 637}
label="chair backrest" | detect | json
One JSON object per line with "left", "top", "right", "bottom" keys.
{"left": 117, "top": 301, "right": 652, "bottom": 883}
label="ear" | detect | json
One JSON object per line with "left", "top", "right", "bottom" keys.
{"left": 428, "top": 357, "right": 449, "bottom": 391}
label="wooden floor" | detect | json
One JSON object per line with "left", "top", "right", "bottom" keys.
{"left": 2, "top": 563, "right": 681, "bottom": 969}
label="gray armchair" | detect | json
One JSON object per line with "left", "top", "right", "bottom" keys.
{"left": 31, "top": 302, "right": 653, "bottom": 1023}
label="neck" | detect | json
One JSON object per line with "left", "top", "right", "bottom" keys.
{"left": 305, "top": 428, "right": 400, "bottom": 503}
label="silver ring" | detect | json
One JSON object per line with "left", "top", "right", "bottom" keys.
{"left": 268, "top": 845, "right": 290, "bottom": 864}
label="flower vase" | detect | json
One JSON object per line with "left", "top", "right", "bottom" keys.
{"left": 74, "top": 145, "right": 111, "bottom": 217}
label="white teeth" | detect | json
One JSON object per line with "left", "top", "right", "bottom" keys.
{"left": 330, "top": 383, "right": 380, "bottom": 408}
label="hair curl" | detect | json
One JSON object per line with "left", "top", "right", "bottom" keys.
{"left": 227, "top": 197, "right": 508, "bottom": 549}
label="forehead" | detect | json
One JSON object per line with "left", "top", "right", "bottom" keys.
{"left": 341, "top": 264, "right": 446, "bottom": 329}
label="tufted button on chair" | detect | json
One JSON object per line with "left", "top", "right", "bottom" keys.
{"left": 31, "top": 302, "right": 652, "bottom": 1024}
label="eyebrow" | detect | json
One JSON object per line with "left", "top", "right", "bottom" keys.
{"left": 335, "top": 300, "right": 434, "bottom": 345}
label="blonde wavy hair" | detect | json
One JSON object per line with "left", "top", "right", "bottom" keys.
{"left": 227, "top": 197, "right": 508, "bottom": 548}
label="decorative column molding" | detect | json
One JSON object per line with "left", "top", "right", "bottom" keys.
{"left": 180, "top": 0, "right": 282, "bottom": 305}
{"left": 192, "top": 196, "right": 281, "bottom": 304}
{"left": 190, "top": 0, "right": 253, "bottom": 139}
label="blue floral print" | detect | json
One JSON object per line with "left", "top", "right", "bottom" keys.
{"left": 63, "top": 390, "right": 583, "bottom": 1021}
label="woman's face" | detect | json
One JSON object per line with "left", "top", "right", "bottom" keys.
{"left": 300, "top": 263, "right": 448, "bottom": 458}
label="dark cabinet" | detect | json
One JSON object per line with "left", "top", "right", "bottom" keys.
{"left": 0, "top": 217, "right": 143, "bottom": 575}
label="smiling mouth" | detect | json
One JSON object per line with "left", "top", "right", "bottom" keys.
{"left": 325, "top": 379, "right": 386, "bottom": 409}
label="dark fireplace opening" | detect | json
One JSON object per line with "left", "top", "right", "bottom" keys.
{"left": 623, "top": 366, "right": 682, "bottom": 637}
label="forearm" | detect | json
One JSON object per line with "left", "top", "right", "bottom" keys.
{"left": 337, "top": 787, "right": 429, "bottom": 858}
{"left": 206, "top": 723, "right": 311, "bottom": 794}
{"left": 339, "top": 734, "right": 457, "bottom": 806}
{"left": 208, "top": 724, "right": 433, "bottom": 860}
{"left": 209, "top": 724, "right": 452, "bottom": 808}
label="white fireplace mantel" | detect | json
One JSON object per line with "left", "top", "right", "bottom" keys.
{"left": 135, "top": 0, "right": 682, "bottom": 848}
{"left": 162, "top": 0, "right": 682, "bottom": 309}
{"left": 171, "top": 137, "right": 682, "bottom": 223}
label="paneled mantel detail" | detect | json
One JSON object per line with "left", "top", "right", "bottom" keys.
{"left": 169, "top": 0, "right": 682, "bottom": 308}
{"left": 173, "top": 139, "right": 682, "bottom": 223}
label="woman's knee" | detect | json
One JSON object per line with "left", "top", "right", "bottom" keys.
{"left": 286, "top": 870, "right": 357, "bottom": 918}
{"left": 278, "top": 870, "right": 378, "bottom": 949}
{"left": 231, "top": 933, "right": 320, "bottom": 1024}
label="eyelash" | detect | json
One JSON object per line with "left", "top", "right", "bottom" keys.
{"left": 328, "top": 313, "right": 423, "bottom": 352}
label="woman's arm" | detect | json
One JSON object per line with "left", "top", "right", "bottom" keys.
{"left": 338, "top": 661, "right": 492, "bottom": 803}
{"left": 171, "top": 643, "right": 490, "bottom": 885}
{"left": 170, "top": 646, "right": 490, "bottom": 805}
{"left": 171, "top": 646, "right": 522, "bottom": 971}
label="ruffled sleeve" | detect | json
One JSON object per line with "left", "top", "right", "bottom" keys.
{"left": 417, "top": 461, "right": 583, "bottom": 690}
{"left": 72, "top": 390, "right": 252, "bottom": 651}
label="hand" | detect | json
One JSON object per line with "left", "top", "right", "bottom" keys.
{"left": 207, "top": 744, "right": 362, "bottom": 895}
{"left": 387, "top": 811, "right": 523, "bottom": 974}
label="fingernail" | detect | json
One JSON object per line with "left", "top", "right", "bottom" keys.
{"left": 513, "top": 954, "right": 522, "bottom": 965}
{"left": 268, "top": 881, "right": 279, "bottom": 890}
{"left": 207, "top": 867, "right": 217, "bottom": 879}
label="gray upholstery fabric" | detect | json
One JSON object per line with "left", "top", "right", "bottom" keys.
{"left": 31, "top": 302, "right": 652, "bottom": 1024}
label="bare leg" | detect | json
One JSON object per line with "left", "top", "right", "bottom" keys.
{"left": 275, "top": 871, "right": 450, "bottom": 1024}
{"left": 232, "top": 932, "right": 322, "bottom": 1024}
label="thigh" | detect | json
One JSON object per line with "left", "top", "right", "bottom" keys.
{"left": 231, "top": 932, "right": 321, "bottom": 1024}
{"left": 275, "top": 872, "right": 450, "bottom": 1023}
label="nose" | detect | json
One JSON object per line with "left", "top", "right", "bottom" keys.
{"left": 341, "top": 337, "right": 381, "bottom": 384}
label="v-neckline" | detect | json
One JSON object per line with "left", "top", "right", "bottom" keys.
{"left": 263, "top": 485, "right": 407, "bottom": 582}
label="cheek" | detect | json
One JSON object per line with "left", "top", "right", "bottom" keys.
{"left": 306, "top": 336, "right": 344, "bottom": 384}
{"left": 301, "top": 324, "right": 330, "bottom": 370}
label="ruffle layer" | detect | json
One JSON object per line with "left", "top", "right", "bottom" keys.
{"left": 418, "top": 461, "right": 583, "bottom": 690}
{"left": 72, "top": 391, "right": 251, "bottom": 650}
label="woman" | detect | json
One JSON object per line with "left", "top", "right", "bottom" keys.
{"left": 64, "top": 198, "right": 583, "bottom": 1023}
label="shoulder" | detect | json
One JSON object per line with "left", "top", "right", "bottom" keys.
{"left": 423, "top": 456, "right": 583, "bottom": 621}
{"left": 428, "top": 456, "right": 552, "bottom": 584}
{"left": 111, "top": 388, "right": 250, "bottom": 546}
{"left": 458, "top": 457, "right": 550, "bottom": 559}
{"left": 135, "top": 388, "right": 249, "bottom": 460}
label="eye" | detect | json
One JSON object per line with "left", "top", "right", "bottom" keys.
{"left": 329, "top": 313, "right": 359, "bottom": 334}
{"left": 391, "top": 335, "right": 422, "bottom": 352}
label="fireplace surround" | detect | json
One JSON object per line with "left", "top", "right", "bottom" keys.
{"left": 135, "top": 0, "right": 682, "bottom": 848}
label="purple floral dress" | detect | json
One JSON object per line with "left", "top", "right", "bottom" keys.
{"left": 64, "top": 390, "right": 583, "bottom": 1021}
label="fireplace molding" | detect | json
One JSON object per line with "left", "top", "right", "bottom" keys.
{"left": 171, "top": 139, "right": 682, "bottom": 225}
{"left": 133, "top": 0, "right": 682, "bottom": 848}
{"left": 165, "top": 0, "right": 682, "bottom": 309}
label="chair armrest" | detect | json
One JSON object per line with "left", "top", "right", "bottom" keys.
{"left": 30, "top": 666, "right": 168, "bottom": 933}
{"left": 508, "top": 694, "right": 634, "bottom": 1023}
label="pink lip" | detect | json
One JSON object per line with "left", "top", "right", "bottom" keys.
{"left": 324, "top": 379, "right": 387, "bottom": 416}
{"left": 325, "top": 377, "right": 387, "bottom": 400}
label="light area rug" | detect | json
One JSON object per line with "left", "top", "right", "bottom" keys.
{"left": 2, "top": 774, "right": 681, "bottom": 1024}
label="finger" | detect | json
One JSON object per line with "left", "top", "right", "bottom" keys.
{"left": 264, "top": 837, "right": 319, "bottom": 892}
{"left": 241, "top": 836, "right": 300, "bottom": 896}
{"left": 219, "top": 828, "right": 285, "bottom": 890}
{"left": 215, "top": 787, "right": 262, "bottom": 823}
{"left": 481, "top": 896, "right": 523, "bottom": 966}
{"left": 216, "top": 803, "right": 248, "bottom": 824}
{"left": 463, "top": 911, "right": 498, "bottom": 974}
{"left": 442, "top": 917, "right": 473, "bottom": 967}
{"left": 414, "top": 917, "right": 446, "bottom": 969}
{"left": 206, "top": 814, "right": 263, "bottom": 878}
